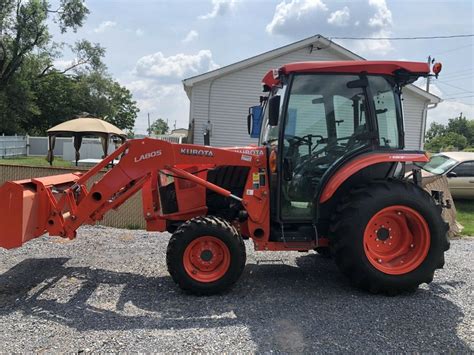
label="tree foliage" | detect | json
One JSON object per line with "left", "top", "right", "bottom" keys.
{"left": 425, "top": 114, "right": 474, "bottom": 152}
{"left": 0, "top": 0, "right": 94, "bottom": 86}
{"left": 0, "top": 0, "right": 139, "bottom": 135}
{"left": 148, "top": 118, "right": 169, "bottom": 135}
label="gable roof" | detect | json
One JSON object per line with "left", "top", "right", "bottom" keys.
{"left": 182, "top": 34, "right": 441, "bottom": 104}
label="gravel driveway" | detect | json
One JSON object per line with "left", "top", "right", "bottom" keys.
{"left": 0, "top": 226, "right": 472, "bottom": 353}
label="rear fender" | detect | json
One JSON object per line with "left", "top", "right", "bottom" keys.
{"left": 319, "top": 152, "right": 429, "bottom": 203}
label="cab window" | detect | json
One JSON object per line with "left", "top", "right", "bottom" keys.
{"left": 368, "top": 76, "right": 401, "bottom": 148}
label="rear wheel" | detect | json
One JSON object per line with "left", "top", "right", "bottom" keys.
{"left": 166, "top": 216, "right": 246, "bottom": 295}
{"left": 330, "top": 181, "right": 449, "bottom": 295}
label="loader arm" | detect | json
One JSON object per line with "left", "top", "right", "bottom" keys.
{"left": 0, "top": 138, "right": 270, "bottom": 249}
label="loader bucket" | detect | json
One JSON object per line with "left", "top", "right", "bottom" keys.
{"left": 0, "top": 173, "right": 80, "bottom": 249}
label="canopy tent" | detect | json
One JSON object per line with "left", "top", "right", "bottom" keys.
{"left": 47, "top": 118, "right": 127, "bottom": 166}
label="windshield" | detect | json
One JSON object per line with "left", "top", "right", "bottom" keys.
{"left": 420, "top": 154, "right": 458, "bottom": 174}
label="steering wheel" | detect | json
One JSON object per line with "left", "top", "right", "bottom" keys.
{"left": 285, "top": 134, "right": 324, "bottom": 148}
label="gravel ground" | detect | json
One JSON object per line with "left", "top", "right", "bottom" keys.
{"left": 0, "top": 226, "right": 472, "bottom": 353}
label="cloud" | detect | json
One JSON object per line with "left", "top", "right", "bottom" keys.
{"left": 182, "top": 30, "right": 199, "bottom": 43}
{"left": 124, "top": 49, "right": 221, "bottom": 133}
{"left": 199, "top": 0, "right": 236, "bottom": 20}
{"left": 419, "top": 84, "right": 474, "bottom": 125}
{"left": 327, "top": 6, "right": 350, "bottom": 27}
{"left": 125, "top": 81, "right": 190, "bottom": 133}
{"left": 134, "top": 50, "right": 219, "bottom": 81}
{"left": 368, "top": 0, "right": 392, "bottom": 28}
{"left": 266, "top": 0, "right": 394, "bottom": 56}
{"left": 93, "top": 21, "right": 117, "bottom": 33}
{"left": 266, "top": 0, "right": 328, "bottom": 35}
{"left": 135, "top": 28, "right": 144, "bottom": 37}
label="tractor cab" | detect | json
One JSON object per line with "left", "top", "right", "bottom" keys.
{"left": 249, "top": 61, "right": 437, "bottom": 240}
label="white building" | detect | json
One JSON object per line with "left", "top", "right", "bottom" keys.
{"left": 183, "top": 35, "right": 441, "bottom": 149}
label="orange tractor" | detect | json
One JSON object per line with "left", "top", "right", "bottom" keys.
{"left": 0, "top": 60, "right": 449, "bottom": 295}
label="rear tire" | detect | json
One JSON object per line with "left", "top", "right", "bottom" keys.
{"left": 330, "top": 181, "right": 449, "bottom": 295}
{"left": 166, "top": 216, "right": 246, "bottom": 295}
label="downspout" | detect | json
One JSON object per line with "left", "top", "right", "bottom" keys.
{"left": 420, "top": 102, "right": 439, "bottom": 150}
{"left": 205, "top": 77, "right": 218, "bottom": 145}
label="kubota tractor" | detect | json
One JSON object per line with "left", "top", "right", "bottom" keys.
{"left": 0, "top": 60, "right": 449, "bottom": 295}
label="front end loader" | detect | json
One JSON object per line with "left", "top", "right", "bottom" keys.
{"left": 0, "top": 60, "right": 449, "bottom": 295}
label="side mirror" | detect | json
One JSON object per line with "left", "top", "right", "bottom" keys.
{"left": 268, "top": 95, "right": 281, "bottom": 126}
{"left": 247, "top": 105, "right": 263, "bottom": 138}
{"left": 447, "top": 171, "right": 457, "bottom": 178}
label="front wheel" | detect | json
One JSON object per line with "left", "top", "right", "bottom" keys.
{"left": 166, "top": 216, "right": 246, "bottom": 295}
{"left": 330, "top": 181, "right": 449, "bottom": 295}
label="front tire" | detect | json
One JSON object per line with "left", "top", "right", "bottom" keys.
{"left": 330, "top": 181, "right": 449, "bottom": 295}
{"left": 166, "top": 216, "right": 246, "bottom": 295}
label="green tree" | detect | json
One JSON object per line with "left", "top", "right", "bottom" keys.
{"left": 0, "top": 1, "right": 138, "bottom": 135}
{"left": 425, "top": 132, "right": 468, "bottom": 153}
{"left": 446, "top": 114, "right": 474, "bottom": 146}
{"left": 0, "top": 0, "right": 96, "bottom": 87}
{"left": 73, "top": 72, "right": 138, "bottom": 131}
{"left": 148, "top": 118, "right": 169, "bottom": 135}
{"left": 425, "top": 122, "right": 446, "bottom": 142}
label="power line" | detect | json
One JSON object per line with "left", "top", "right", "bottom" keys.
{"left": 440, "top": 73, "right": 474, "bottom": 82}
{"left": 443, "top": 68, "right": 474, "bottom": 77}
{"left": 329, "top": 34, "right": 474, "bottom": 40}
{"left": 432, "top": 43, "right": 474, "bottom": 55}
{"left": 436, "top": 81, "right": 473, "bottom": 94}
{"left": 443, "top": 94, "right": 474, "bottom": 100}
{"left": 443, "top": 99, "right": 474, "bottom": 105}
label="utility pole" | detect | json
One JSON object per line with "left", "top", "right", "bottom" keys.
{"left": 147, "top": 113, "right": 151, "bottom": 136}
{"left": 426, "top": 55, "right": 432, "bottom": 92}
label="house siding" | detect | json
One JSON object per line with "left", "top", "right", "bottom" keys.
{"left": 189, "top": 45, "right": 428, "bottom": 150}
{"left": 401, "top": 91, "right": 426, "bottom": 150}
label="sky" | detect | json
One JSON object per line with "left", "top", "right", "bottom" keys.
{"left": 49, "top": 0, "right": 474, "bottom": 134}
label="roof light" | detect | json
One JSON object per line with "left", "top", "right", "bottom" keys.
{"left": 432, "top": 62, "right": 442, "bottom": 78}
{"left": 272, "top": 69, "right": 280, "bottom": 80}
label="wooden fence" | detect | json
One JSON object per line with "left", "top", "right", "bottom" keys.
{"left": 0, "top": 164, "right": 146, "bottom": 229}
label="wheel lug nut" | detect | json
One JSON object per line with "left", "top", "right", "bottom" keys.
{"left": 378, "top": 259, "right": 382, "bottom": 263}
{"left": 410, "top": 244, "right": 414, "bottom": 248}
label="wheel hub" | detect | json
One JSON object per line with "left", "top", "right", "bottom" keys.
{"left": 200, "top": 250, "right": 213, "bottom": 261}
{"left": 363, "top": 205, "right": 431, "bottom": 275}
{"left": 376, "top": 227, "right": 390, "bottom": 241}
{"left": 183, "top": 236, "right": 231, "bottom": 283}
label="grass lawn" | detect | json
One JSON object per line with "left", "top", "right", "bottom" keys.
{"left": 0, "top": 156, "right": 72, "bottom": 168}
{"left": 455, "top": 199, "right": 474, "bottom": 236}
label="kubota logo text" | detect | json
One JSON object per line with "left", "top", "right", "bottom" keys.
{"left": 134, "top": 150, "right": 162, "bottom": 163}
{"left": 180, "top": 148, "right": 214, "bottom": 157}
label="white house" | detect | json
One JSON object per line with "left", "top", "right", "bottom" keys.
{"left": 183, "top": 35, "right": 441, "bottom": 149}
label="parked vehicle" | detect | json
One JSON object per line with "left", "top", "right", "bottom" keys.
{"left": 420, "top": 152, "right": 474, "bottom": 199}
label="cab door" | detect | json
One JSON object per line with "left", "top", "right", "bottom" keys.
{"left": 279, "top": 74, "right": 370, "bottom": 221}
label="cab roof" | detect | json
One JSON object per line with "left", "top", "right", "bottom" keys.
{"left": 262, "top": 60, "right": 430, "bottom": 88}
